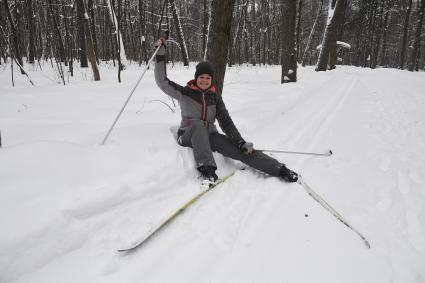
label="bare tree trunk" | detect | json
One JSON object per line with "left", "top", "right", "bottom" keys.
{"left": 409, "top": 0, "right": 425, "bottom": 71}
{"left": 205, "top": 0, "right": 235, "bottom": 96}
{"left": 281, "top": 0, "right": 297, "bottom": 83}
{"left": 76, "top": 0, "right": 100, "bottom": 80}
{"left": 203, "top": 2, "right": 212, "bottom": 61}
{"left": 371, "top": 0, "right": 384, "bottom": 69}
{"left": 63, "top": 3, "right": 74, "bottom": 75}
{"left": 47, "top": 0, "right": 66, "bottom": 63}
{"left": 316, "top": 0, "right": 348, "bottom": 71}
{"left": 379, "top": 0, "right": 391, "bottom": 67}
{"left": 138, "top": 0, "right": 148, "bottom": 64}
{"left": 4, "top": 0, "right": 24, "bottom": 74}
{"left": 76, "top": 0, "right": 88, "bottom": 67}
{"left": 250, "top": 0, "right": 257, "bottom": 65}
{"left": 26, "top": 0, "right": 35, "bottom": 64}
{"left": 169, "top": 0, "right": 189, "bottom": 66}
{"left": 202, "top": 0, "right": 208, "bottom": 57}
{"left": 301, "top": 0, "right": 324, "bottom": 66}
{"left": 399, "top": 0, "right": 413, "bottom": 69}
{"left": 231, "top": 1, "right": 244, "bottom": 65}
{"left": 87, "top": 0, "right": 99, "bottom": 64}
{"left": 116, "top": 0, "right": 122, "bottom": 82}
{"left": 365, "top": 0, "right": 377, "bottom": 68}
{"left": 243, "top": 4, "right": 249, "bottom": 63}
{"left": 296, "top": 0, "right": 303, "bottom": 62}
{"left": 107, "top": 0, "right": 126, "bottom": 71}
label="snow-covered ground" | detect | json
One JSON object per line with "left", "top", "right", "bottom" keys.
{"left": 1, "top": 62, "right": 424, "bottom": 283}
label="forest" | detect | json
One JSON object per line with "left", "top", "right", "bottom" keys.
{"left": 1, "top": 0, "right": 424, "bottom": 86}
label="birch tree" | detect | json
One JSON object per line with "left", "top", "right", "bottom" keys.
{"left": 316, "top": 0, "right": 348, "bottom": 71}
{"left": 106, "top": 0, "right": 127, "bottom": 68}
{"left": 169, "top": 0, "right": 189, "bottom": 66}
{"left": 301, "top": 0, "right": 324, "bottom": 66}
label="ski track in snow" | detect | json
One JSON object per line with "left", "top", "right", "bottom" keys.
{"left": 1, "top": 65, "right": 425, "bottom": 283}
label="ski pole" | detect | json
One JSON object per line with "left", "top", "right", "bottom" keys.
{"left": 259, "top": 149, "right": 333, "bottom": 157}
{"left": 101, "top": 32, "right": 169, "bottom": 145}
{"left": 297, "top": 176, "right": 371, "bottom": 249}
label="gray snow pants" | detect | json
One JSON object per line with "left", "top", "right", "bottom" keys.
{"left": 177, "top": 120, "right": 282, "bottom": 177}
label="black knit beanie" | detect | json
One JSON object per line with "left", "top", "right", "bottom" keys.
{"left": 195, "top": 61, "right": 214, "bottom": 79}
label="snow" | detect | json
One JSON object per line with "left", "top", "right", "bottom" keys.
{"left": 337, "top": 41, "right": 351, "bottom": 49}
{"left": 316, "top": 41, "right": 351, "bottom": 50}
{"left": 1, "top": 63, "right": 425, "bottom": 283}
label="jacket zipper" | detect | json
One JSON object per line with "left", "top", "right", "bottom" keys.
{"left": 201, "top": 91, "right": 208, "bottom": 127}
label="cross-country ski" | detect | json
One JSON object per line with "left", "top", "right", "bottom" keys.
{"left": 117, "top": 171, "right": 237, "bottom": 253}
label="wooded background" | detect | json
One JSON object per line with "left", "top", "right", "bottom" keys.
{"left": 1, "top": 0, "right": 424, "bottom": 85}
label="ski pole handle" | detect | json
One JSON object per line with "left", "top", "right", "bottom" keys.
{"left": 155, "top": 30, "right": 169, "bottom": 48}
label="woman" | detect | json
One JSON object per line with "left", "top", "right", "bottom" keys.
{"left": 154, "top": 38, "right": 298, "bottom": 186}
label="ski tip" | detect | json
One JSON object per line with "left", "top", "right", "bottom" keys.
{"left": 328, "top": 150, "right": 333, "bottom": 155}
{"left": 364, "top": 239, "right": 371, "bottom": 249}
{"left": 117, "top": 248, "right": 132, "bottom": 253}
{"left": 117, "top": 246, "right": 140, "bottom": 253}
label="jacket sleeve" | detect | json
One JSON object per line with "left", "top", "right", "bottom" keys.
{"left": 154, "top": 45, "right": 184, "bottom": 100}
{"left": 216, "top": 96, "right": 245, "bottom": 145}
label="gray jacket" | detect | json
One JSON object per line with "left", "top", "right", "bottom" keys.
{"left": 154, "top": 46, "right": 245, "bottom": 145}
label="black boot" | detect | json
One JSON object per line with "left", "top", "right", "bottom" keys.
{"left": 279, "top": 165, "right": 298, "bottom": 183}
{"left": 198, "top": 165, "right": 218, "bottom": 184}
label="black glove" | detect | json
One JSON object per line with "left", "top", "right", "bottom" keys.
{"left": 279, "top": 165, "right": 298, "bottom": 183}
{"left": 238, "top": 140, "right": 254, "bottom": 155}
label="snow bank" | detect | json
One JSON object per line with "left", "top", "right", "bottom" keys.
{"left": 1, "top": 64, "right": 425, "bottom": 283}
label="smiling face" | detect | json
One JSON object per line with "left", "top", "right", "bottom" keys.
{"left": 196, "top": 74, "right": 212, "bottom": 90}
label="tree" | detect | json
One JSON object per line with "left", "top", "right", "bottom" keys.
{"left": 316, "top": 0, "right": 348, "bottom": 71}
{"left": 301, "top": 0, "right": 324, "bottom": 66}
{"left": 379, "top": 0, "right": 393, "bottom": 67}
{"left": 296, "top": 0, "right": 303, "bottom": 62}
{"left": 76, "top": 0, "right": 88, "bottom": 67}
{"left": 76, "top": 0, "right": 100, "bottom": 80}
{"left": 47, "top": 0, "right": 66, "bottom": 63}
{"left": 1, "top": 0, "right": 423, "bottom": 80}
{"left": 202, "top": 0, "right": 209, "bottom": 57}
{"left": 409, "top": 0, "right": 425, "bottom": 71}
{"left": 399, "top": 0, "right": 413, "bottom": 69}
{"left": 26, "top": 0, "right": 35, "bottom": 64}
{"left": 138, "top": 0, "right": 148, "bottom": 64}
{"left": 87, "top": 0, "right": 99, "bottom": 63}
{"left": 106, "top": 0, "right": 126, "bottom": 72}
{"left": 281, "top": 0, "right": 297, "bottom": 83}
{"left": 205, "top": 0, "right": 236, "bottom": 96}
{"left": 169, "top": 0, "right": 189, "bottom": 66}
{"left": 3, "top": 0, "right": 24, "bottom": 74}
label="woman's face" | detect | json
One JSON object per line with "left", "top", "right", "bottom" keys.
{"left": 196, "top": 74, "right": 212, "bottom": 90}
